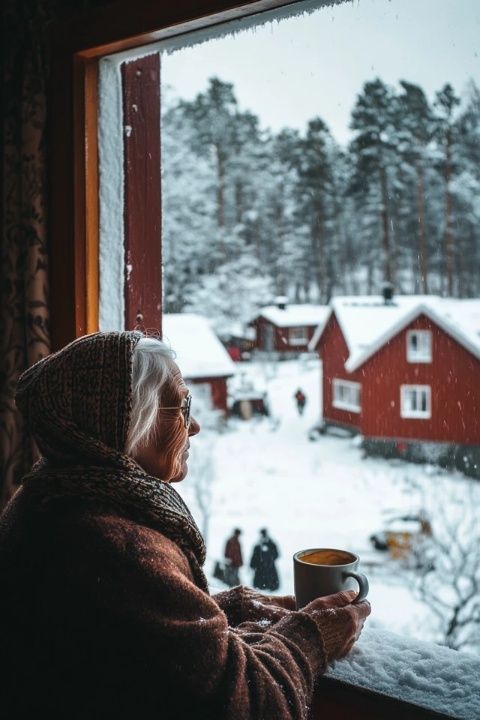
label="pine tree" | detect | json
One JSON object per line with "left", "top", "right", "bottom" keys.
{"left": 396, "top": 81, "right": 435, "bottom": 293}
{"left": 184, "top": 254, "right": 273, "bottom": 338}
{"left": 268, "top": 129, "right": 311, "bottom": 300}
{"left": 162, "top": 75, "right": 478, "bottom": 315}
{"left": 433, "top": 84, "right": 460, "bottom": 296}
{"left": 179, "top": 78, "right": 264, "bottom": 265}
{"left": 294, "top": 118, "right": 336, "bottom": 301}
{"left": 330, "top": 148, "right": 356, "bottom": 294}
{"left": 161, "top": 99, "right": 217, "bottom": 312}
{"left": 455, "top": 81, "right": 480, "bottom": 296}
{"left": 349, "top": 79, "right": 399, "bottom": 287}
{"left": 181, "top": 78, "right": 236, "bottom": 225}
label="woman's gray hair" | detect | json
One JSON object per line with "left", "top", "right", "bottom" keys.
{"left": 126, "top": 337, "right": 176, "bottom": 456}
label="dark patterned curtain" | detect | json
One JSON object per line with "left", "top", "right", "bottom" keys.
{"left": 0, "top": 0, "right": 110, "bottom": 507}
{"left": 1, "top": 0, "right": 52, "bottom": 507}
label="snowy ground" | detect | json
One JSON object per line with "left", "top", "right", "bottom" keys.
{"left": 178, "top": 357, "right": 480, "bottom": 648}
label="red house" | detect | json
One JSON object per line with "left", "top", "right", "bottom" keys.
{"left": 309, "top": 295, "right": 480, "bottom": 478}
{"left": 251, "top": 298, "right": 329, "bottom": 355}
{"left": 162, "top": 314, "right": 236, "bottom": 413}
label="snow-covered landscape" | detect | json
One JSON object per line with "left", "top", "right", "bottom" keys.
{"left": 159, "top": 0, "right": 480, "bottom": 663}
{"left": 178, "top": 357, "right": 480, "bottom": 653}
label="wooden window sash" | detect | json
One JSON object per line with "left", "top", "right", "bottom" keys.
{"left": 121, "top": 53, "right": 162, "bottom": 332}
{"left": 333, "top": 378, "right": 361, "bottom": 413}
{"left": 49, "top": 0, "right": 303, "bottom": 349}
{"left": 400, "top": 384, "right": 431, "bottom": 419}
{"left": 406, "top": 330, "right": 432, "bottom": 363}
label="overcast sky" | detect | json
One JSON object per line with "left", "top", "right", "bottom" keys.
{"left": 163, "top": 0, "right": 480, "bottom": 145}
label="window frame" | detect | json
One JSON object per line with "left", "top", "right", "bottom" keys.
{"left": 332, "top": 378, "right": 361, "bottom": 413}
{"left": 48, "top": 1, "right": 479, "bottom": 714}
{"left": 288, "top": 326, "right": 308, "bottom": 345}
{"left": 406, "top": 330, "right": 432, "bottom": 363}
{"left": 49, "top": 0, "right": 302, "bottom": 350}
{"left": 121, "top": 53, "right": 162, "bottom": 331}
{"left": 400, "top": 384, "right": 431, "bottom": 419}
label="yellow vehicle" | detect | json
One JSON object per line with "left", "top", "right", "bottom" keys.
{"left": 370, "top": 512, "right": 433, "bottom": 562}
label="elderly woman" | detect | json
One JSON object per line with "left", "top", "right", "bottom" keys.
{"left": 0, "top": 332, "right": 370, "bottom": 719}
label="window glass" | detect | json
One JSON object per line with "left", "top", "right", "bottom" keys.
{"left": 99, "top": 0, "right": 480, "bottom": 657}
{"left": 159, "top": 0, "right": 480, "bottom": 656}
{"left": 407, "top": 330, "right": 432, "bottom": 362}
{"left": 401, "top": 385, "right": 431, "bottom": 418}
{"left": 333, "top": 379, "right": 361, "bottom": 412}
{"left": 289, "top": 327, "right": 308, "bottom": 344}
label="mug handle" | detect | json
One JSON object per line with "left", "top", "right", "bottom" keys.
{"left": 344, "top": 572, "right": 369, "bottom": 603}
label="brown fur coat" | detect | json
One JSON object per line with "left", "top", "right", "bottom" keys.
{"left": 0, "top": 332, "right": 329, "bottom": 719}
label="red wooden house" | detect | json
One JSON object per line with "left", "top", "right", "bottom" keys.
{"left": 162, "top": 314, "right": 236, "bottom": 413}
{"left": 309, "top": 295, "right": 480, "bottom": 478}
{"left": 251, "top": 298, "right": 329, "bottom": 355}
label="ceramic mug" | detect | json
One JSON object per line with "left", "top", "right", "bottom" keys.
{"left": 293, "top": 547, "right": 369, "bottom": 609}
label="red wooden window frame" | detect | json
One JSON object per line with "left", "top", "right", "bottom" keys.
{"left": 121, "top": 53, "right": 162, "bottom": 331}
{"left": 49, "top": 0, "right": 300, "bottom": 349}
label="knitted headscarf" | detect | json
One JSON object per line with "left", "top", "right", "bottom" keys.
{"left": 15, "top": 331, "right": 208, "bottom": 590}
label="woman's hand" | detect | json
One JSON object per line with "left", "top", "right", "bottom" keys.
{"left": 265, "top": 594, "right": 296, "bottom": 611}
{"left": 302, "top": 590, "right": 371, "bottom": 662}
{"left": 242, "top": 592, "right": 298, "bottom": 624}
{"left": 213, "top": 587, "right": 296, "bottom": 625}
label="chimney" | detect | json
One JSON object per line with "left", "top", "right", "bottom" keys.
{"left": 275, "top": 295, "right": 288, "bottom": 311}
{"left": 381, "top": 282, "right": 394, "bottom": 305}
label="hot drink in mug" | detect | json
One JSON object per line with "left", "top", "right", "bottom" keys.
{"left": 293, "top": 548, "right": 369, "bottom": 609}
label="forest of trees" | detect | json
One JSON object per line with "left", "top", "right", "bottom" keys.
{"left": 162, "top": 77, "right": 480, "bottom": 333}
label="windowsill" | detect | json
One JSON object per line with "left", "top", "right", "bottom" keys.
{"left": 401, "top": 413, "right": 431, "bottom": 420}
{"left": 208, "top": 581, "right": 479, "bottom": 718}
{"left": 407, "top": 356, "right": 432, "bottom": 363}
{"left": 333, "top": 402, "right": 361, "bottom": 413}
{"left": 315, "top": 623, "right": 480, "bottom": 720}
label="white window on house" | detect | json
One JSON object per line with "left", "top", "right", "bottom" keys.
{"left": 288, "top": 327, "right": 308, "bottom": 345}
{"left": 400, "top": 385, "right": 431, "bottom": 419}
{"left": 406, "top": 330, "right": 432, "bottom": 362}
{"left": 332, "top": 379, "right": 361, "bottom": 413}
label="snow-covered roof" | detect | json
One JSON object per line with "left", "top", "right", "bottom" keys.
{"left": 162, "top": 313, "right": 236, "bottom": 379}
{"left": 309, "top": 295, "right": 480, "bottom": 372}
{"left": 256, "top": 304, "right": 330, "bottom": 328}
{"left": 219, "top": 321, "right": 256, "bottom": 341}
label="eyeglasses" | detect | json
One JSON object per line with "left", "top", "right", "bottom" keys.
{"left": 162, "top": 391, "right": 192, "bottom": 429}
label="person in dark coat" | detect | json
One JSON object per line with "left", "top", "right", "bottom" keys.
{"left": 0, "top": 331, "right": 370, "bottom": 720}
{"left": 294, "top": 388, "right": 307, "bottom": 416}
{"left": 224, "top": 528, "right": 243, "bottom": 587}
{"left": 250, "top": 528, "right": 280, "bottom": 591}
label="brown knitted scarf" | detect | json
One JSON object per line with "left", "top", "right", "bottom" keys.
{"left": 16, "top": 331, "right": 208, "bottom": 592}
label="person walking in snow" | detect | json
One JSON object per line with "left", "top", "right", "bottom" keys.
{"left": 224, "top": 528, "right": 243, "bottom": 587}
{"left": 250, "top": 528, "right": 280, "bottom": 591}
{"left": 294, "top": 388, "right": 307, "bottom": 416}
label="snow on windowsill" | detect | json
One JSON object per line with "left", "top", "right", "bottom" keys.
{"left": 325, "top": 623, "right": 480, "bottom": 720}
